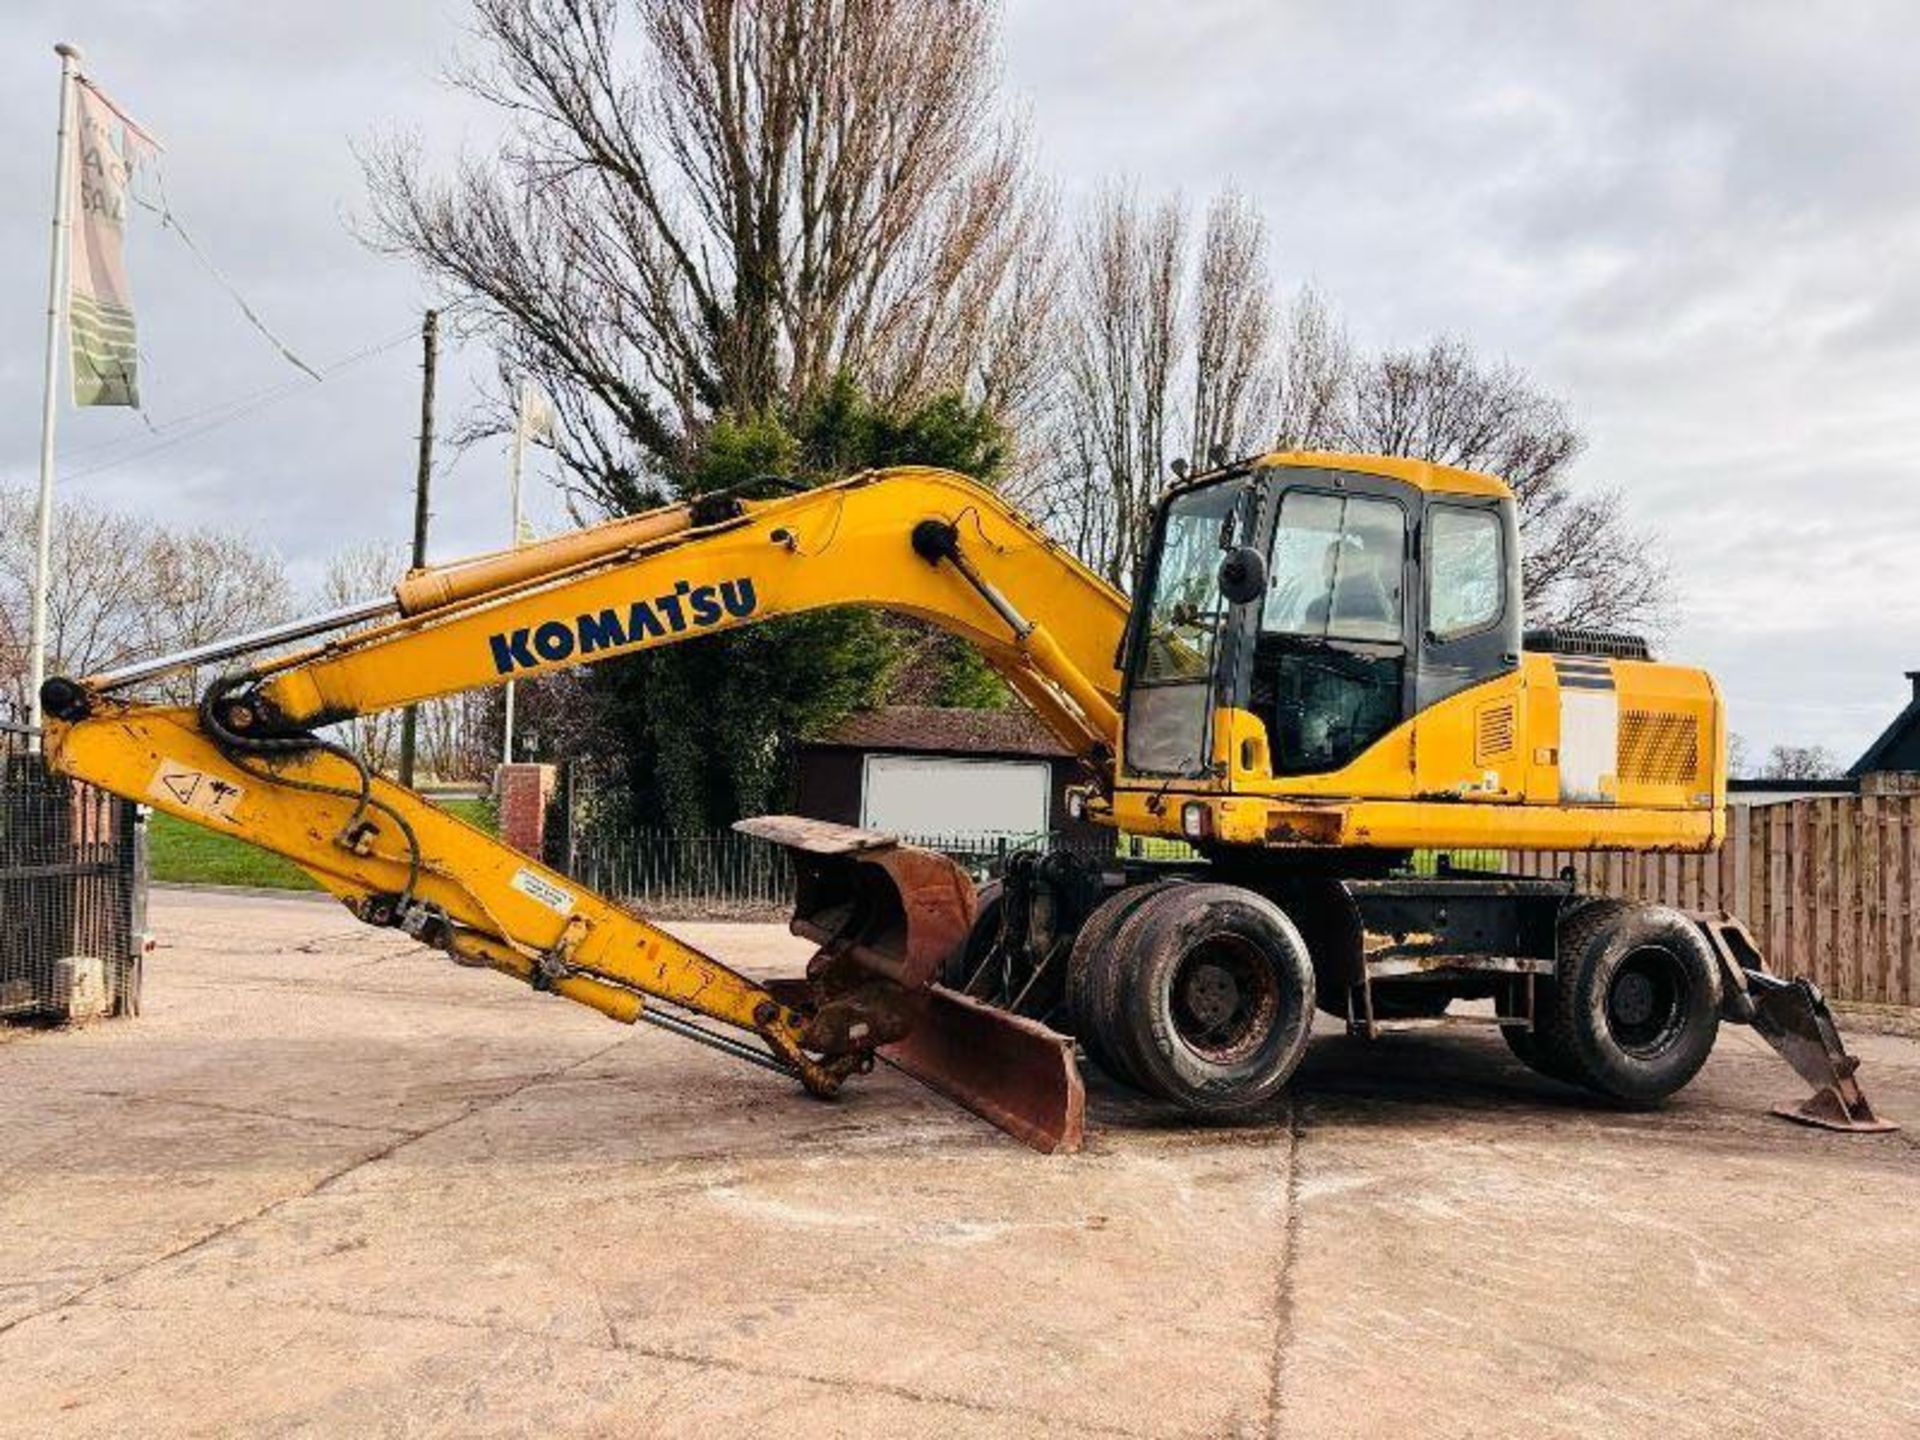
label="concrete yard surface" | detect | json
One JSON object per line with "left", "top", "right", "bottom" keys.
{"left": 2, "top": 890, "right": 1917, "bottom": 1439}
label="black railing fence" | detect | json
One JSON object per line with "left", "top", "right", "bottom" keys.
{"left": 0, "top": 725, "right": 145, "bottom": 1021}
{"left": 566, "top": 826, "right": 1080, "bottom": 918}
{"left": 550, "top": 762, "right": 1501, "bottom": 919}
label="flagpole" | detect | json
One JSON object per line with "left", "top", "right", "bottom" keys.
{"left": 500, "top": 380, "right": 531, "bottom": 765}
{"left": 28, "top": 43, "right": 83, "bottom": 742}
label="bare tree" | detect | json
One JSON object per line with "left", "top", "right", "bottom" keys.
{"left": 0, "top": 488, "right": 290, "bottom": 717}
{"left": 317, "top": 542, "right": 406, "bottom": 771}
{"left": 0, "top": 489, "right": 150, "bottom": 716}
{"left": 365, "top": 0, "right": 1051, "bottom": 512}
{"left": 1188, "top": 191, "right": 1278, "bottom": 468}
{"left": 1032, "top": 168, "right": 1672, "bottom": 636}
{"left": 1727, "top": 730, "right": 1752, "bottom": 779}
{"left": 1050, "top": 185, "right": 1188, "bottom": 584}
{"left": 141, "top": 533, "right": 297, "bottom": 703}
{"left": 418, "top": 691, "right": 505, "bottom": 783}
{"left": 1335, "top": 337, "right": 1673, "bottom": 634}
{"left": 1760, "top": 743, "right": 1841, "bottom": 781}
{"left": 1271, "top": 287, "right": 1351, "bottom": 451}
{"left": 313, "top": 541, "right": 530, "bottom": 783}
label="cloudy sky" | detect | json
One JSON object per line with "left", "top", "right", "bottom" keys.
{"left": 2, "top": 1, "right": 1916, "bottom": 761}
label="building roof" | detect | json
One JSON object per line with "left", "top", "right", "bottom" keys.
{"left": 809, "top": 704, "right": 1072, "bottom": 760}
{"left": 1849, "top": 671, "right": 1920, "bottom": 777}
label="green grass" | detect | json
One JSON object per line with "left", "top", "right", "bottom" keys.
{"left": 148, "top": 793, "right": 499, "bottom": 890}
{"left": 148, "top": 811, "right": 320, "bottom": 890}
{"left": 435, "top": 796, "right": 499, "bottom": 833}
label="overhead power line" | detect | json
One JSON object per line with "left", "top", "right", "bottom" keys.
{"left": 60, "top": 324, "right": 424, "bottom": 483}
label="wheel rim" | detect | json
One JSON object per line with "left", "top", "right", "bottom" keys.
{"left": 1604, "top": 945, "right": 1690, "bottom": 1057}
{"left": 1170, "top": 935, "right": 1281, "bottom": 1063}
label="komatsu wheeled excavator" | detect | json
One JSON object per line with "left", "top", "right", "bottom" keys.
{"left": 40, "top": 453, "right": 1893, "bottom": 1150}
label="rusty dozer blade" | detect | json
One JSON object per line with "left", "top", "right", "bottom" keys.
{"left": 736, "top": 816, "right": 1085, "bottom": 1153}
{"left": 1695, "top": 914, "right": 1898, "bottom": 1134}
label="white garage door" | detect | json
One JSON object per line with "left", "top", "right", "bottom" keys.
{"left": 860, "top": 754, "right": 1050, "bottom": 840}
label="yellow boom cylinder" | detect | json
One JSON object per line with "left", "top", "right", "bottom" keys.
{"left": 393, "top": 503, "right": 697, "bottom": 615}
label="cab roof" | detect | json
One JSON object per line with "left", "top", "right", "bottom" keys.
{"left": 1255, "top": 451, "right": 1513, "bottom": 500}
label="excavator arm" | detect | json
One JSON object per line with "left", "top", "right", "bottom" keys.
{"left": 39, "top": 467, "right": 1132, "bottom": 1152}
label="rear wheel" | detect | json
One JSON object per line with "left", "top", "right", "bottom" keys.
{"left": 1091, "top": 883, "right": 1316, "bottom": 1116}
{"left": 1530, "top": 901, "right": 1720, "bottom": 1105}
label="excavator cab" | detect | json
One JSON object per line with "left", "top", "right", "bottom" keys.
{"left": 1120, "top": 455, "right": 1520, "bottom": 792}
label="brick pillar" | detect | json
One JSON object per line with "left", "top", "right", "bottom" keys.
{"left": 495, "top": 763, "right": 557, "bottom": 858}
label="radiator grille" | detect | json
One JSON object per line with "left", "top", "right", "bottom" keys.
{"left": 1475, "top": 702, "right": 1517, "bottom": 763}
{"left": 1619, "top": 710, "right": 1699, "bottom": 786}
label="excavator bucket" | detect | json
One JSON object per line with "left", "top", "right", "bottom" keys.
{"left": 1695, "top": 914, "right": 1898, "bottom": 1134}
{"left": 736, "top": 817, "right": 1085, "bottom": 1153}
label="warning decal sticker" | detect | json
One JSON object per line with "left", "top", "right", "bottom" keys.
{"left": 510, "top": 867, "right": 577, "bottom": 915}
{"left": 147, "top": 760, "right": 246, "bottom": 824}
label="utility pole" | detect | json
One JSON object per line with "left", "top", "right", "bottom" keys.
{"left": 500, "top": 380, "right": 533, "bottom": 766}
{"left": 27, "top": 43, "right": 83, "bottom": 741}
{"left": 397, "top": 308, "right": 437, "bottom": 787}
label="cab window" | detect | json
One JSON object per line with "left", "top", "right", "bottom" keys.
{"left": 1123, "top": 481, "right": 1239, "bottom": 776}
{"left": 1135, "top": 482, "right": 1238, "bottom": 685}
{"left": 1262, "top": 492, "right": 1404, "bottom": 643}
{"left": 1426, "top": 505, "right": 1503, "bottom": 639}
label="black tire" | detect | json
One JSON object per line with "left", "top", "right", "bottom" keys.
{"left": 942, "top": 880, "right": 1005, "bottom": 996}
{"left": 1503, "top": 898, "right": 1623, "bottom": 1081}
{"left": 1533, "top": 900, "right": 1721, "bottom": 1105}
{"left": 1066, "top": 878, "right": 1187, "bottom": 1085}
{"left": 1094, "top": 883, "right": 1316, "bottom": 1116}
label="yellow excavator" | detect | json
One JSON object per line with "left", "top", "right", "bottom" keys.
{"left": 40, "top": 453, "right": 1893, "bottom": 1150}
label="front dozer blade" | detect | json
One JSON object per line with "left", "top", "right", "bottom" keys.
{"left": 883, "top": 986, "right": 1086, "bottom": 1154}
{"left": 737, "top": 816, "right": 1086, "bottom": 1153}
{"left": 1695, "top": 914, "right": 1899, "bottom": 1134}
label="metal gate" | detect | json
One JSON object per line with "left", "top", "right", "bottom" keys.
{"left": 0, "top": 724, "right": 146, "bottom": 1021}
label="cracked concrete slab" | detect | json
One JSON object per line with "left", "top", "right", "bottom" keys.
{"left": 1, "top": 889, "right": 1916, "bottom": 1438}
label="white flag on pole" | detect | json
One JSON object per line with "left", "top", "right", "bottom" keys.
{"left": 511, "top": 384, "right": 555, "bottom": 543}
{"left": 68, "top": 79, "right": 158, "bottom": 407}
{"left": 522, "top": 385, "right": 555, "bottom": 441}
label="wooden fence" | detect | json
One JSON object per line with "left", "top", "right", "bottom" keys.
{"left": 1506, "top": 795, "right": 1918, "bottom": 1007}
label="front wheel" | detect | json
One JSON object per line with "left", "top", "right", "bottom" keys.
{"left": 942, "top": 879, "right": 1006, "bottom": 997}
{"left": 1065, "top": 878, "right": 1188, "bottom": 1085}
{"left": 1090, "top": 883, "right": 1316, "bottom": 1116}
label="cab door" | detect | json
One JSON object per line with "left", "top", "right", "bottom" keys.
{"left": 1411, "top": 497, "right": 1525, "bottom": 798}
{"left": 1250, "top": 476, "right": 1412, "bottom": 777}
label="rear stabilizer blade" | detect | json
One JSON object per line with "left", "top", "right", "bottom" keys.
{"left": 1696, "top": 913, "right": 1898, "bottom": 1134}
